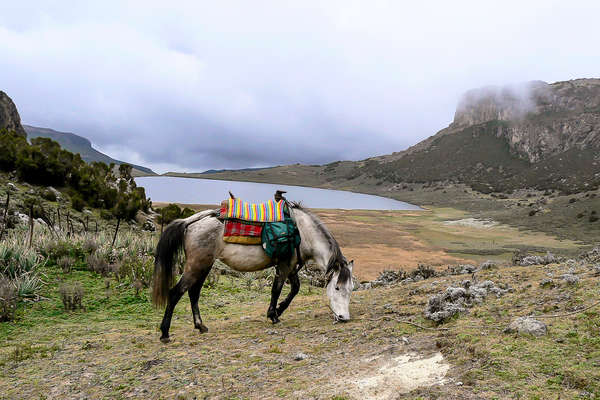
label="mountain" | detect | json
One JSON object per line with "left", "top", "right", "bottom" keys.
{"left": 181, "top": 78, "right": 600, "bottom": 195}
{"left": 24, "top": 125, "right": 156, "bottom": 176}
{"left": 0, "top": 91, "right": 26, "bottom": 137}
{"left": 361, "top": 78, "right": 600, "bottom": 193}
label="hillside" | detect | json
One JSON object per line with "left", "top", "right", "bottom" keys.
{"left": 24, "top": 125, "right": 156, "bottom": 176}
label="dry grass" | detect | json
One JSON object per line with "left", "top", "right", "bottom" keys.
{"left": 0, "top": 204, "right": 597, "bottom": 399}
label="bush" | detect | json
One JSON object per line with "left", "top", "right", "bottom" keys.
{"left": 117, "top": 255, "right": 153, "bottom": 287}
{"left": 57, "top": 256, "right": 75, "bottom": 274}
{"left": 59, "top": 282, "right": 84, "bottom": 311}
{"left": 40, "top": 189, "right": 57, "bottom": 202}
{"left": 0, "top": 277, "right": 17, "bottom": 322}
{"left": 82, "top": 238, "right": 98, "bottom": 254}
{"left": 86, "top": 254, "right": 110, "bottom": 276}
{"left": 71, "top": 194, "right": 85, "bottom": 212}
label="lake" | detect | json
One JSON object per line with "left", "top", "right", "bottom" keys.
{"left": 135, "top": 176, "right": 420, "bottom": 211}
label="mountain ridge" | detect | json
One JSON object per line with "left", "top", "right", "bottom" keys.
{"left": 24, "top": 124, "right": 156, "bottom": 176}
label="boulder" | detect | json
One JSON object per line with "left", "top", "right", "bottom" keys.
{"left": 424, "top": 279, "right": 511, "bottom": 322}
{"left": 480, "top": 260, "right": 497, "bottom": 269}
{"left": 142, "top": 219, "right": 156, "bottom": 232}
{"left": 561, "top": 273, "right": 580, "bottom": 285}
{"left": 504, "top": 317, "right": 547, "bottom": 336}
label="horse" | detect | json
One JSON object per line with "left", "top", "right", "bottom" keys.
{"left": 152, "top": 203, "right": 354, "bottom": 343}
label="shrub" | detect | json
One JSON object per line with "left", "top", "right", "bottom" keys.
{"left": 57, "top": 256, "right": 75, "bottom": 273}
{"left": 100, "top": 210, "right": 113, "bottom": 220}
{"left": 40, "top": 189, "right": 57, "bottom": 202}
{"left": 82, "top": 238, "right": 98, "bottom": 254}
{"left": 0, "top": 277, "right": 17, "bottom": 322}
{"left": 117, "top": 255, "right": 153, "bottom": 287}
{"left": 71, "top": 194, "right": 85, "bottom": 212}
{"left": 86, "top": 254, "right": 110, "bottom": 276}
{"left": 58, "top": 282, "right": 84, "bottom": 311}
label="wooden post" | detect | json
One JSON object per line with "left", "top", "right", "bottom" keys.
{"left": 0, "top": 192, "right": 9, "bottom": 242}
{"left": 85, "top": 215, "right": 89, "bottom": 232}
{"left": 57, "top": 208, "right": 61, "bottom": 232}
{"left": 160, "top": 209, "right": 164, "bottom": 234}
{"left": 111, "top": 218, "right": 121, "bottom": 249}
{"left": 28, "top": 204, "right": 34, "bottom": 248}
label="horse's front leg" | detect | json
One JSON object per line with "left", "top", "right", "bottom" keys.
{"left": 267, "top": 268, "right": 287, "bottom": 324}
{"left": 276, "top": 272, "right": 300, "bottom": 318}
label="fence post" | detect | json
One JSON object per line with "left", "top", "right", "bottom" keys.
{"left": 0, "top": 192, "right": 9, "bottom": 241}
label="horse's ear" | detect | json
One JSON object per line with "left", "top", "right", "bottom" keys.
{"left": 348, "top": 260, "right": 354, "bottom": 271}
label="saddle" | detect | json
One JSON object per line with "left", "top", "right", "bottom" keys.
{"left": 220, "top": 195, "right": 301, "bottom": 260}
{"left": 220, "top": 198, "right": 285, "bottom": 245}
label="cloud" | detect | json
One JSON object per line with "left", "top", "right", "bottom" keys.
{"left": 1, "top": 1, "right": 600, "bottom": 172}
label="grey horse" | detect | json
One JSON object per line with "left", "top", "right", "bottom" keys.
{"left": 152, "top": 203, "right": 354, "bottom": 343}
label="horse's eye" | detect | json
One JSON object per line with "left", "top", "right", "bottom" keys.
{"left": 335, "top": 287, "right": 340, "bottom": 291}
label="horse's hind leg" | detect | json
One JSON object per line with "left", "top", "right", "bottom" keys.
{"left": 276, "top": 272, "right": 300, "bottom": 317}
{"left": 188, "top": 265, "right": 212, "bottom": 333}
{"left": 159, "top": 274, "right": 193, "bottom": 343}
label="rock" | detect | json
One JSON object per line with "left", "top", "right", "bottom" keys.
{"left": 580, "top": 246, "right": 600, "bottom": 263}
{"left": 480, "top": 260, "right": 497, "bottom": 269}
{"left": 363, "top": 269, "right": 407, "bottom": 288}
{"left": 539, "top": 278, "right": 555, "bottom": 288}
{"left": 7, "top": 182, "right": 17, "bottom": 192}
{"left": 424, "top": 279, "right": 511, "bottom": 322}
{"left": 561, "top": 273, "right": 580, "bottom": 285}
{"left": 459, "top": 264, "right": 477, "bottom": 274}
{"left": 293, "top": 352, "right": 308, "bottom": 361}
{"left": 142, "top": 219, "right": 156, "bottom": 232}
{"left": 0, "top": 91, "right": 27, "bottom": 136}
{"left": 504, "top": 316, "right": 547, "bottom": 336}
{"left": 16, "top": 213, "right": 29, "bottom": 224}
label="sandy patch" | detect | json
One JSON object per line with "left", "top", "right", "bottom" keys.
{"left": 443, "top": 218, "right": 498, "bottom": 228}
{"left": 348, "top": 352, "right": 450, "bottom": 399}
{"left": 344, "top": 244, "right": 473, "bottom": 281}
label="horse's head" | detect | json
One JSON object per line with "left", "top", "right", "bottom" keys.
{"left": 326, "top": 260, "right": 354, "bottom": 322}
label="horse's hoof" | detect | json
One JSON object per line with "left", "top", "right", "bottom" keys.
{"left": 197, "top": 324, "right": 209, "bottom": 333}
{"left": 270, "top": 316, "right": 280, "bottom": 324}
{"left": 160, "top": 336, "right": 171, "bottom": 344}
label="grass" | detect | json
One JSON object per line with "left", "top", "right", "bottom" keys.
{"left": 1, "top": 184, "right": 599, "bottom": 398}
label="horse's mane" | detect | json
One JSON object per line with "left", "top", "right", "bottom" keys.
{"left": 290, "top": 202, "right": 351, "bottom": 285}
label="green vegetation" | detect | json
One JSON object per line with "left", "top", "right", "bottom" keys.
{"left": 0, "top": 129, "right": 150, "bottom": 218}
{"left": 24, "top": 125, "right": 155, "bottom": 175}
{"left": 155, "top": 203, "right": 196, "bottom": 226}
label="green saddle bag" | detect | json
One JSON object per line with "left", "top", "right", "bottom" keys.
{"left": 261, "top": 216, "right": 301, "bottom": 259}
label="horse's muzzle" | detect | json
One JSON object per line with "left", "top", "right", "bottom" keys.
{"left": 336, "top": 315, "right": 349, "bottom": 323}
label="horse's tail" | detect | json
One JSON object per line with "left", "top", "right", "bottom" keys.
{"left": 152, "top": 210, "right": 217, "bottom": 308}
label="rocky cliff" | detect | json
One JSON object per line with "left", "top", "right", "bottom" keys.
{"left": 451, "top": 79, "right": 600, "bottom": 162}
{"left": 362, "top": 78, "right": 600, "bottom": 193}
{"left": 0, "top": 91, "right": 26, "bottom": 137}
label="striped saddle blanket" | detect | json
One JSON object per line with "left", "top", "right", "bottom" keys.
{"left": 220, "top": 198, "right": 286, "bottom": 245}
{"left": 220, "top": 198, "right": 285, "bottom": 222}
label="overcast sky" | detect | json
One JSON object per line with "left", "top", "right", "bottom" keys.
{"left": 1, "top": 1, "right": 599, "bottom": 173}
